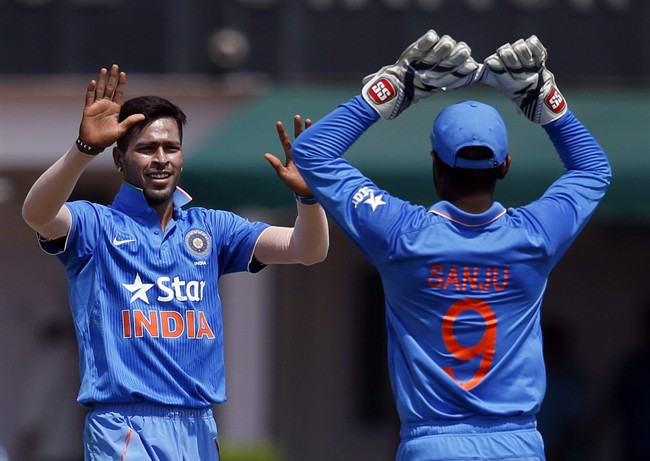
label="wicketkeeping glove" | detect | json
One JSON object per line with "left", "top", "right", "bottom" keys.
{"left": 362, "top": 30, "right": 480, "bottom": 120}
{"left": 478, "top": 35, "right": 567, "bottom": 125}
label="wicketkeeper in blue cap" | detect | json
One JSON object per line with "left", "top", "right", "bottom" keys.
{"left": 292, "top": 30, "right": 611, "bottom": 460}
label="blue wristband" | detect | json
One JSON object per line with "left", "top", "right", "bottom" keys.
{"left": 294, "top": 193, "right": 318, "bottom": 205}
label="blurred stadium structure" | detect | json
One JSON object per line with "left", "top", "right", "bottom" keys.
{"left": 0, "top": 0, "right": 648, "bottom": 85}
{"left": 1, "top": 1, "right": 649, "bottom": 460}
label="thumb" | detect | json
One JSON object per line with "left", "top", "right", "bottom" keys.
{"left": 117, "top": 113, "right": 146, "bottom": 136}
{"left": 263, "top": 153, "right": 284, "bottom": 174}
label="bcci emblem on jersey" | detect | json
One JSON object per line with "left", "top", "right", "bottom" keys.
{"left": 185, "top": 229, "right": 211, "bottom": 257}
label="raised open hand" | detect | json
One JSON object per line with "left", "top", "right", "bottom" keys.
{"left": 361, "top": 30, "right": 480, "bottom": 120}
{"left": 78, "top": 64, "right": 145, "bottom": 150}
{"left": 264, "top": 115, "right": 314, "bottom": 197}
{"left": 478, "top": 36, "right": 566, "bottom": 125}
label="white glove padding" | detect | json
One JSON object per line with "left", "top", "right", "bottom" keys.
{"left": 362, "top": 30, "right": 480, "bottom": 120}
{"left": 479, "top": 35, "right": 567, "bottom": 125}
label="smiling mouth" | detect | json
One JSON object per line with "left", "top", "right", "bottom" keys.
{"left": 147, "top": 172, "right": 172, "bottom": 180}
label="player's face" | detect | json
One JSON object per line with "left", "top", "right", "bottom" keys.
{"left": 119, "top": 117, "right": 183, "bottom": 206}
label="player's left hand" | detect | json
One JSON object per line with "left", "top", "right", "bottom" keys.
{"left": 478, "top": 35, "right": 567, "bottom": 125}
{"left": 264, "top": 115, "right": 314, "bottom": 197}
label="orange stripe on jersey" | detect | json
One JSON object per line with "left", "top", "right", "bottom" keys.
{"left": 121, "top": 428, "right": 133, "bottom": 461}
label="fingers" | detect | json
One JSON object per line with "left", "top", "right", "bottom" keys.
{"left": 420, "top": 35, "right": 455, "bottom": 65}
{"left": 102, "top": 64, "right": 119, "bottom": 100}
{"left": 453, "top": 56, "right": 480, "bottom": 79}
{"left": 483, "top": 43, "right": 528, "bottom": 80}
{"left": 496, "top": 44, "right": 522, "bottom": 73}
{"left": 293, "top": 115, "right": 303, "bottom": 138}
{"left": 415, "top": 38, "right": 479, "bottom": 90}
{"left": 442, "top": 42, "right": 474, "bottom": 69}
{"left": 88, "top": 64, "right": 126, "bottom": 104}
{"left": 272, "top": 116, "right": 310, "bottom": 167}
{"left": 483, "top": 53, "right": 505, "bottom": 73}
{"left": 397, "top": 30, "right": 548, "bottom": 94}
{"left": 512, "top": 39, "right": 535, "bottom": 69}
{"left": 94, "top": 67, "right": 109, "bottom": 100}
{"left": 525, "top": 35, "right": 547, "bottom": 66}
{"left": 263, "top": 153, "right": 283, "bottom": 173}
{"left": 477, "top": 35, "right": 552, "bottom": 109}
{"left": 402, "top": 30, "right": 546, "bottom": 74}
{"left": 490, "top": 36, "right": 545, "bottom": 77}
{"left": 113, "top": 70, "right": 128, "bottom": 105}
{"left": 275, "top": 121, "right": 292, "bottom": 154}
{"left": 85, "top": 79, "right": 98, "bottom": 108}
{"left": 414, "top": 30, "right": 440, "bottom": 55}
{"left": 400, "top": 29, "right": 440, "bottom": 63}
{"left": 292, "top": 114, "right": 312, "bottom": 137}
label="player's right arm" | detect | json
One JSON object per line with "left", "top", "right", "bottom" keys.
{"left": 22, "top": 65, "right": 144, "bottom": 240}
{"left": 22, "top": 148, "right": 92, "bottom": 239}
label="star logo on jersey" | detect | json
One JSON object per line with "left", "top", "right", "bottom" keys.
{"left": 364, "top": 193, "right": 386, "bottom": 211}
{"left": 352, "top": 186, "right": 387, "bottom": 212}
{"left": 122, "top": 273, "right": 154, "bottom": 304}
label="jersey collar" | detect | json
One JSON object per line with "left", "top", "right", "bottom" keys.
{"left": 112, "top": 181, "right": 192, "bottom": 215}
{"left": 428, "top": 201, "right": 507, "bottom": 227}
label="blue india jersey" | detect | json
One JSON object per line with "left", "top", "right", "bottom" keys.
{"left": 40, "top": 182, "right": 269, "bottom": 408}
{"left": 292, "top": 96, "right": 611, "bottom": 427}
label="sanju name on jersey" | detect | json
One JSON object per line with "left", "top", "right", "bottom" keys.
{"left": 428, "top": 264, "right": 509, "bottom": 292}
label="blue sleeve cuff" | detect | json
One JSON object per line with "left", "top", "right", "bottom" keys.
{"left": 294, "top": 193, "right": 318, "bottom": 205}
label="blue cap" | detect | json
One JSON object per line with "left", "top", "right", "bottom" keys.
{"left": 430, "top": 100, "right": 508, "bottom": 169}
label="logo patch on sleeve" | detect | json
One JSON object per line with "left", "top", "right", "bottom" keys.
{"left": 352, "top": 186, "right": 387, "bottom": 212}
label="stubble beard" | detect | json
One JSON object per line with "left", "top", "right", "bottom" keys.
{"left": 143, "top": 176, "right": 179, "bottom": 206}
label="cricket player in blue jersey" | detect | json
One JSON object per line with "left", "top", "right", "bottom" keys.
{"left": 22, "top": 65, "right": 329, "bottom": 460}
{"left": 291, "top": 31, "right": 611, "bottom": 460}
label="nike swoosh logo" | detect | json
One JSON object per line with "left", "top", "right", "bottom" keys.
{"left": 113, "top": 237, "right": 136, "bottom": 247}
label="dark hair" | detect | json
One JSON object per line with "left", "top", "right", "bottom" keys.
{"left": 117, "top": 96, "right": 187, "bottom": 151}
{"left": 436, "top": 146, "right": 503, "bottom": 190}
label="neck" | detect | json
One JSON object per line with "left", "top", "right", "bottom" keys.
{"left": 436, "top": 181, "right": 495, "bottom": 214}
{"left": 433, "top": 159, "right": 497, "bottom": 215}
{"left": 447, "top": 194, "right": 494, "bottom": 214}
{"left": 149, "top": 200, "right": 175, "bottom": 231}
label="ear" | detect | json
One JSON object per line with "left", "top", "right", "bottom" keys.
{"left": 497, "top": 153, "right": 512, "bottom": 180}
{"left": 113, "top": 147, "right": 124, "bottom": 172}
{"left": 431, "top": 151, "right": 444, "bottom": 171}
{"left": 430, "top": 150, "right": 445, "bottom": 197}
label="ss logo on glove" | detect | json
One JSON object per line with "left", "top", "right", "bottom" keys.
{"left": 544, "top": 87, "right": 566, "bottom": 113}
{"left": 368, "top": 78, "right": 396, "bottom": 104}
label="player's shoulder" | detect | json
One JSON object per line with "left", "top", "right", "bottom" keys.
{"left": 66, "top": 199, "right": 113, "bottom": 223}
{"left": 67, "top": 199, "right": 106, "bottom": 211}
{"left": 500, "top": 205, "right": 553, "bottom": 243}
{"left": 183, "top": 206, "right": 242, "bottom": 220}
{"left": 183, "top": 206, "right": 259, "bottom": 230}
